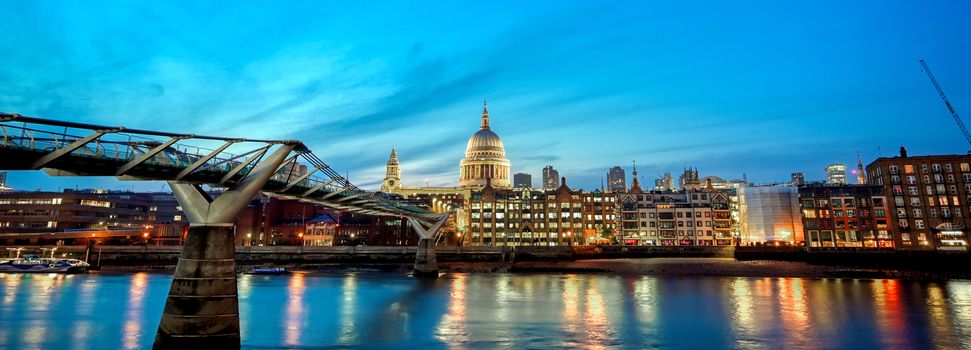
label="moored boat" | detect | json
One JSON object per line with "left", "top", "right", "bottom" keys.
{"left": 0, "top": 255, "right": 90, "bottom": 273}
{"left": 244, "top": 266, "right": 291, "bottom": 275}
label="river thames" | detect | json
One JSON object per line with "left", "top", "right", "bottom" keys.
{"left": 2, "top": 269, "right": 970, "bottom": 349}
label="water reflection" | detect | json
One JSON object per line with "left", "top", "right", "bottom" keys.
{"left": 435, "top": 274, "right": 468, "bottom": 348}
{"left": 3, "top": 272, "right": 971, "bottom": 349}
{"left": 237, "top": 273, "right": 252, "bottom": 337}
{"left": 872, "top": 279, "right": 909, "bottom": 348}
{"left": 284, "top": 273, "right": 305, "bottom": 346}
{"left": 338, "top": 273, "right": 358, "bottom": 344}
{"left": 776, "top": 278, "right": 810, "bottom": 346}
{"left": 123, "top": 273, "right": 148, "bottom": 350}
{"left": 729, "top": 278, "right": 757, "bottom": 348}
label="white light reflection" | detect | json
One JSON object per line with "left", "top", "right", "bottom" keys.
{"left": 122, "top": 272, "right": 148, "bottom": 350}
{"left": 633, "top": 277, "right": 657, "bottom": 325}
{"left": 237, "top": 273, "right": 252, "bottom": 337}
{"left": 71, "top": 277, "right": 99, "bottom": 350}
{"left": 947, "top": 281, "right": 971, "bottom": 348}
{"left": 285, "top": 273, "right": 306, "bottom": 346}
{"left": 22, "top": 274, "right": 61, "bottom": 349}
{"left": 339, "top": 273, "right": 358, "bottom": 344}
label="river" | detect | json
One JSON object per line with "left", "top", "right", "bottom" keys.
{"left": 2, "top": 267, "right": 971, "bottom": 349}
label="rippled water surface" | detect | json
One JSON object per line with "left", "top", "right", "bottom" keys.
{"left": 2, "top": 271, "right": 971, "bottom": 349}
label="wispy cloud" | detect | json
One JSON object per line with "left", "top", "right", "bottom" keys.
{"left": 1, "top": 1, "right": 970, "bottom": 191}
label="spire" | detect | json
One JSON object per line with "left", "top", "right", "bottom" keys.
{"left": 481, "top": 100, "right": 490, "bottom": 130}
{"left": 390, "top": 147, "right": 398, "bottom": 161}
{"left": 856, "top": 151, "right": 867, "bottom": 184}
{"left": 630, "top": 160, "right": 642, "bottom": 193}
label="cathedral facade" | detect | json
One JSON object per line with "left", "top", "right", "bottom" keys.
{"left": 459, "top": 102, "right": 512, "bottom": 188}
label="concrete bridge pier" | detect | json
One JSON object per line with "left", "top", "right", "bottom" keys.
{"left": 407, "top": 213, "right": 450, "bottom": 278}
{"left": 414, "top": 238, "right": 438, "bottom": 277}
{"left": 154, "top": 144, "right": 295, "bottom": 350}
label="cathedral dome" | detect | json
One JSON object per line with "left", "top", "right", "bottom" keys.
{"left": 465, "top": 128, "right": 505, "bottom": 158}
{"left": 459, "top": 101, "right": 511, "bottom": 188}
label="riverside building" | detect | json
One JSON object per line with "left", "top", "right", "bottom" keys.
{"left": 798, "top": 184, "right": 893, "bottom": 249}
{"left": 464, "top": 177, "right": 617, "bottom": 246}
{"left": 736, "top": 184, "right": 803, "bottom": 244}
{"left": 866, "top": 146, "right": 971, "bottom": 251}
{"left": 0, "top": 189, "right": 186, "bottom": 245}
{"left": 614, "top": 166, "right": 733, "bottom": 246}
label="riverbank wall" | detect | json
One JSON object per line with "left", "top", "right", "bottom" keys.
{"left": 735, "top": 247, "right": 971, "bottom": 273}
{"left": 3, "top": 245, "right": 734, "bottom": 266}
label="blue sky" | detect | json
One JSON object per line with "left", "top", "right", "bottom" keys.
{"left": 2, "top": 1, "right": 970, "bottom": 191}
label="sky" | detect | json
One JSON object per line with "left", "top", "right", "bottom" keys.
{"left": 2, "top": 1, "right": 971, "bottom": 191}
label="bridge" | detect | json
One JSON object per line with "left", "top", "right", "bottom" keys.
{"left": 0, "top": 113, "right": 450, "bottom": 349}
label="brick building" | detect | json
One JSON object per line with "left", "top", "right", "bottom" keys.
{"left": 866, "top": 146, "right": 971, "bottom": 251}
{"left": 798, "top": 184, "right": 893, "bottom": 249}
{"left": 0, "top": 189, "right": 186, "bottom": 245}
{"left": 464, "top": 177, "right": 617, "bottom": 246}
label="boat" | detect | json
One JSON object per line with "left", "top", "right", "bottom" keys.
{"left": 244, "top": 266, "right": 291, "bottom": 275}
{"left": 0, "top": 255, "right": 91, "bottom": 273}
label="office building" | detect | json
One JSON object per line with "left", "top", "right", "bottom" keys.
{"left": 791, "top": 172, "right": 805, "bottom": 186}
{"left": 825, "top": 163, "right": 847, "bottom": 185}
{"left": 607, "top": 166, "right": 627, "bottom": 192}
{"left": 543, "top": 166, "right": 559, "bottom": 189}
{"left": 513, "top": 173, "right": 532, "bottom": 188}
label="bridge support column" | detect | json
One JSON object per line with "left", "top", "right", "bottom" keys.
{"left": 154, "top": 144, "right": 295, "bottom": 350}
{"left": 154, "top": 225, "right": 239, "bottom": 349}
{"left": 407, "top": 213, "right": 450, "bottom": 279}
{"left": 414, "top": 238, "right": 438, "bottom": 277}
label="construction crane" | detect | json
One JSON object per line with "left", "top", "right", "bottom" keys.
{"left": 919, "top": 59, "right": 971, "bottom": 148}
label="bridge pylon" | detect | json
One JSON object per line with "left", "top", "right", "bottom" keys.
{"left": 153, "top": 144, "right": 296, "bottom": 350}
{"left": 407, "top": 213, "right": 450, "bottom": 278}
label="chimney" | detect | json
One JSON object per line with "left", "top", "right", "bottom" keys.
{"left": 900, "top": 145, "right": 908, "bottom": 158}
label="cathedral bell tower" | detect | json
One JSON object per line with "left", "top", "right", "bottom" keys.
{"left": 381, "top": 147, "right": 401, "bottom": 193}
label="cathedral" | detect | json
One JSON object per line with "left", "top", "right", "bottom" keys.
{"left": 381, "top": 101, "right": 512, "bottom": 192}
{"left": 459, "top": 101, "right": 511, "bottom": 188}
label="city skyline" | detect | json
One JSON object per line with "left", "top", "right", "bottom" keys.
{"left": 2, "top": 1, "right": 971, "bottom": 192}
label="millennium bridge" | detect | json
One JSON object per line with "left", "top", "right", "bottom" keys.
{"left": 0, "top": 113, "right": 449, "bottom": 349}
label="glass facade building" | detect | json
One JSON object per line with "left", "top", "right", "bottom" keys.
{"left": 737, "top": 185, "right": 803, "bottom": 243}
